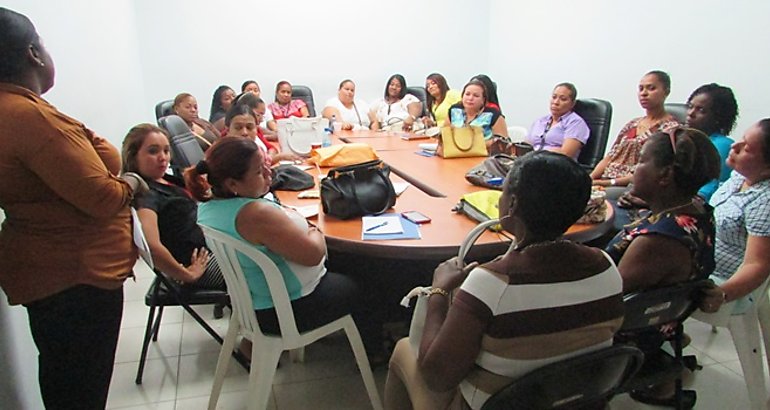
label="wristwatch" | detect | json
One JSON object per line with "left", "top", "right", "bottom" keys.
{"left": 610, "top": 178, "right": 617, "bottom": 186}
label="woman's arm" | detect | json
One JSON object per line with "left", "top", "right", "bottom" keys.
{"left": 593, "top": 174, "right": 633, "bottom": 187}
{"left": 137, "top": 208, "right": 208, "bottom": 283}
{"left": 553, "top": 138, "right": 584, "bottom": 159}
{"left": 235, "top": 201, "right": 326, "bottom": 266}
{"left": 368, "top": 110, "right": 380, "bottom": 131}
{"left": 323, "top": 106, "right": 353, "bottom": 130}
{"left": 616, "top": 235, "right": 692, "bottom": 293}
{"left": 491, "top": 115, "right": 509, "bottom": 137}
{"left": 718, "top": 235, "right": 770, "bottom": 302}
{"left": 299, "top": 105, "right": 310, "bottom": 118}
{"left": 418, "top": 258, "right": 484, "bottom": 392}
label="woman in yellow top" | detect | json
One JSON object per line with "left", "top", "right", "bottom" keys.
{"left": 423, "top": 73, "right": 461, "bottom": 127}
{"left": 0, "top": 8, "right": 146, "bottom": 409}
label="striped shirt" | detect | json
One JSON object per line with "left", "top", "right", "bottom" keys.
{"left": 453, "top": 243, "right": 624, "bottom": 409}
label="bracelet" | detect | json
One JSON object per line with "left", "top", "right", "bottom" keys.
{"left": 427, "top": 287, "right": 449, "bottom": 298}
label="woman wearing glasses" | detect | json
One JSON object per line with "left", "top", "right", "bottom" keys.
{"left": 591, "top": 71, "right": 679, "bottom": 188}
{"left": 525, "top": 82, "right": 590, "bottom": 159}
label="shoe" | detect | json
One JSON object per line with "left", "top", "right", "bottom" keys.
{"left": 630, "top": 389, "right": 696, "bottom": 409}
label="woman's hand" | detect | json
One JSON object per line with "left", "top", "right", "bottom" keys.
{"left": 186, "top": 247, "right": 210, "bottom": 282}
{"left": 617, "top": 192, "right": 648, "bottom": 209}
{"left": 423, "top": 116, "right": 436, "bottom": 128}
{"left": 342, "top": 122, "right": 354, "bottom": 131}
{"left": 432, "top": 257, "right": 479, "bottom": 291}
{"left": 699, "top": 282, "right": 726, "bottom": 313}
{"left": 402, "top": 115, "right": 415, "bottom": 131}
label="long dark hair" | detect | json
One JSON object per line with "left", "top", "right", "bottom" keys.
{"left": 184, "top": 137, "right": 263, "bottom": 201}
{"left": 383, "top": 74, "right": 407, "bottom": 100}
{"left": 425, "top": 73, "right": 450, "bottom": 119}
{"left": 209, "top": 85, "right": 234, "bottom": 120}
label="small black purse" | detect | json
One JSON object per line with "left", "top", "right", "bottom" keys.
{"left": 320, "top": 159, "right": 397, "bottom": 220}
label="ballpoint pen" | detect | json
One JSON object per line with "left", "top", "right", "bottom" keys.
{"left": 365, "top": 221, "right": 389, "bottom": 232}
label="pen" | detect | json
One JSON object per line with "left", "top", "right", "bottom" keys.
{"left": 365, "top": 221, "right": 389, "bottom": 232}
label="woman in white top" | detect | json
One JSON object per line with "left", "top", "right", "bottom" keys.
{"left": 369, "top": 74, "right": 422, "bottom": 131}
{"left": 322, "top": 79, "right": 370, "bottom": 130}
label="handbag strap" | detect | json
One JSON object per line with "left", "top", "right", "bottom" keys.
{"left": 340, "top": 163, "right": 394, "bottom": 215}
{"left": 452, "top": 127, "right": 475, "bottom": 152}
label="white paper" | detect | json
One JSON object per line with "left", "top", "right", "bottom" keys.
{"left": 419, "top": 142, "right": 438, "bottom": 151}
{"left": 293, "top": 164, "right": 314, "bottom": 171}
{"left": 131, "top": 207, "right": 153, "bottom": 269}
{"left": 362, "top": 216, "right": 403, "bottom": 234}
{"left": 287, "top": 205, "right": 319, "bottom": 218}
{"left": 392, "top": 182, "right": 410, "bottom": 196}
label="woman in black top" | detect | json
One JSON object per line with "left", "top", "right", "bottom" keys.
{"left": 122, "top": 123, "right": 224, "bottom": 289}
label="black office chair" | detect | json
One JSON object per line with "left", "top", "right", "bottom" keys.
{"left": 135, "top": 267, "right": 249, "bottom": 384}
{"left": 617, "top": 279, "right": 710, "bottom": 409}
{"left": 155, "top": 99, "right": 175, "bottom": 123}
{"left": 665, "top": 103, "right": 688, "bottom": 124}
{"left": 481, "top": 345, "right": 644, "bottom": 410}
{"left": 158, "top": 115, "right": 203, "bottom": 177}
{"left": 291, "top": 85, "right": 316, "bottom": 117}
{"left": 406, "top": 86, "right": 428, "bottom": 117}
{"left": 573, "top": 98, "right": 613, "bottom": 171}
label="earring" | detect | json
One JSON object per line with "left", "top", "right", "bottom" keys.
{"left": 39, "top": 62, "right": 45, "bottom": 67}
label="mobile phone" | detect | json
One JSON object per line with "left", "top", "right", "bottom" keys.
{"left": 402, "top": 211, "right": 431, "bottom": 224}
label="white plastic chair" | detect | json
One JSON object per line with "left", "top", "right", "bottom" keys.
{"left": 507, "top": 125, "right": 528, "bottom": 143}
{"left": 690, "top": 278, "right": 770, "bottom": 410}
{"left": 200, "top": 225, "right": 383, "bottom": 410}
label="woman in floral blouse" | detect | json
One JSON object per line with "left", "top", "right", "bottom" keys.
{"left": 591, "top": 70, "right": 679, "bottom": 188}
{"left": 605, "top": 127, "right": 720, "bottom": 408}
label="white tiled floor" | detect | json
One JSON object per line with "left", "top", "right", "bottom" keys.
{"left": 107, "top": 261, "right": 764, "bottom": 409}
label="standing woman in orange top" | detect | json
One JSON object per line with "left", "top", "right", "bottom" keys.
{"left": 0, "top": 8, "right": 147, "bottom": 409}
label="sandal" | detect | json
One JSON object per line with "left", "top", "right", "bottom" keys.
{"left": 630, "top": 389, "right": 696, "bottom": 409}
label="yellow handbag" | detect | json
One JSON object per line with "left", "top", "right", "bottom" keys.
{"left": 308, "top": 143, "right": 379, "bottom": 167}
{"left": 439, "top": 126, "right": 488, "bottom": 158}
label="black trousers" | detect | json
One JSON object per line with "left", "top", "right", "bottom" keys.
{"left": 255, "top": 271, "right": 382, "bottom": 354}
{"left": 25, "top": 284, "right": 124, "bottom": 410}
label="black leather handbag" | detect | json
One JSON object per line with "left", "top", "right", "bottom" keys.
{"left": 320, "top": 159, "right": 397, "bottom": 220}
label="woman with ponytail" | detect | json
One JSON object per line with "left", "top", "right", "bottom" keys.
{"left": 187, "top": 137, "right": 385, "bottom": 363}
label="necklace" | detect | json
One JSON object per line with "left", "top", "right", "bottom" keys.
{"left": 652, "top": 200, "right": 694, "bottom": 218}
{"left": 514, "top": 238, "right": 570, "bottom": 252}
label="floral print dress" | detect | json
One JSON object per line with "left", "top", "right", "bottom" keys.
{"left": 606, "top": 207, "right": 716, "bottom": 286}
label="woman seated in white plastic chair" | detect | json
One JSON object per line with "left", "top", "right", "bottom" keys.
{"left": 524, "top": 82, "right": 590, "bottom": 160}
{"left": 186, "top": 137, "right": 385, "bottom": 362}
{"left": 322, "top": 79, "right": 370, "bottom": 131}
{"left": 369, "top": 74, "right": 422, "bottom": 132}
{"left": 384, "top": 151, "right": 624, "bottom": 410}
{"left": 700, "top": 119, "right": 770, "bottom": 316}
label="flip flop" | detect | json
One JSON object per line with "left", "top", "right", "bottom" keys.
{"left": 630, "top": 389, "right": 696, "bottom": 409}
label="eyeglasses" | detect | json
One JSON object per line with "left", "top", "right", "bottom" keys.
{"left": 660, "top": 126, "right": 708, "bottom": 155}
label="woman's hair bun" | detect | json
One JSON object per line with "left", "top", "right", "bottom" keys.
{"left": 195, "top": 160, "right": 209, "bottom": 174}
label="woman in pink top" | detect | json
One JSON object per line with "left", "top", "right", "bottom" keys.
{"left": 268, "top": 81, "right": 309, "bottom": 120}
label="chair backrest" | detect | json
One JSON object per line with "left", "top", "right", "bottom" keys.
{"left": 480, "top": 345, "right": 644, "bottom": 410}
{"left": 155, "top": 99, "right": 175, "bottom": 123}
{"left": 665, "top": 102, "right": 688, "bottom": 124}
{"left": 291, "top": 85, "right": 316, "bottom": 117}
{"left": 573, "top": 98, "right": 613, "bottom": 170}
{"left": 406, "top": 86, "right": 428, "bottom": 117}
{"left": 158, "top": 114, "right": 191, "bottom": 137}
{"left": 200, "top": 225, "right": 304, "bottom": 343}
{"left": 158, "top": 115, "right": 202, "bottom": 177}
{"left": 620, "top": 280, "right": 709, "bottom": 332}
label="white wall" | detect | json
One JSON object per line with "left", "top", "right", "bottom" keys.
{"left": 488, "top": 0, "right": 770, "bottom": 144}
{"left": 2, "top": 1, "right": 770, "bottom": 407}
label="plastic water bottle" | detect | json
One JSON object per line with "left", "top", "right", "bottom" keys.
{"left": 323, "top": 115, "right": 335, "bottom": 147}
